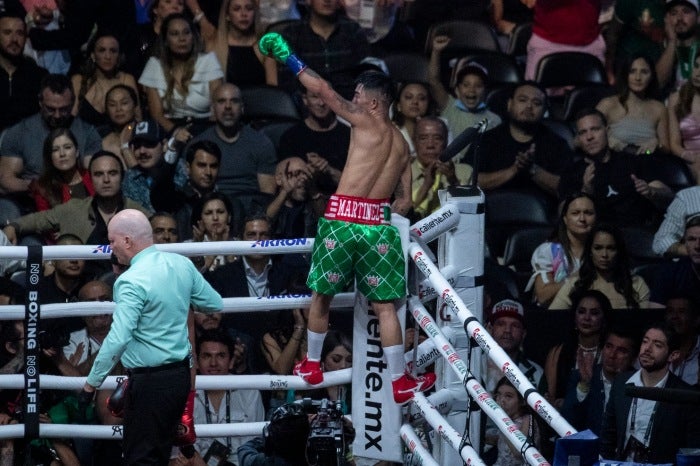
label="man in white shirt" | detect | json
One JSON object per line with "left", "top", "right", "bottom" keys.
{"left": 601, "top": 323, "right": 700, "bottom": 463}
{"left": 191, "top": 329, "right": 264, "bottom": 466}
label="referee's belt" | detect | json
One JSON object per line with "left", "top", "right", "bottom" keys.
{"left": 127, "top": 357, "right": 189, "bottom": 375}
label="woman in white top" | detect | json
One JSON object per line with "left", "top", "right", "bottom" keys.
{"left": 549, "top": 223, "right": 650, "bottom": 310}
{"left": 139, "top": 12, "right": 223, "bottom": 136}
{"left": 527, "top": 192, "right": 597, "bottom": 308}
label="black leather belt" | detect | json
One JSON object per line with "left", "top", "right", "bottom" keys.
{"left": 127, "top": 357, "right": 188, "bottom": 375}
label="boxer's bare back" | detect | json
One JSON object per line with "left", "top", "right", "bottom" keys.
{"left": 299, "top": 71, "right": 411, "bottom": 207}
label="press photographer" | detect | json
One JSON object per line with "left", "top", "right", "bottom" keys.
{"left": 237, "top": 399, "right": 354, "bottom": 466}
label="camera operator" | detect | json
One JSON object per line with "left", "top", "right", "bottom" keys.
{"left": 237, "top": 399, "right": 355, "bottom": 466}
{"left": 237, "top": 403, "right": 310, "bottom": 466}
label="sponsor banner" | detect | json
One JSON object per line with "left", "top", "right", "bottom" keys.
{"left": 409, "top": 205, "right": 460, "bottom": 243}
{"left": 351, "top": 294, "right": 403, "bottom": 463}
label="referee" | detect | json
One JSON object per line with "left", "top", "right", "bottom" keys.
{"left": 82, "top": 209, "right": 223, "bottom": 465}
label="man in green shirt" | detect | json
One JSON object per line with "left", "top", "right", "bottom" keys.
{"left": 81, "top": 209, "right": 223, "bottom": 465}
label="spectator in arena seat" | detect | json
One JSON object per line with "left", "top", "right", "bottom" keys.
{"left": 656, "top": 0, "right": 700, "bottom": 91}
{"left": 150, "top": 212, "right": 180, "bottom": 244}
{"left": 127, "top": 0, "right": 185, "bottom": 77}
{"left": 278, "top": 83, "right": 349, "bottom": 196}
{"left": 543, "top": 289, "right": 611, "bottom": 409}
{"left": 30, "top": 128, "right": 95, "bottom": 245}
{"left": 651, "top": 214, "right": 700, "bottom": 305}
{"left": 490, "top": 0, "right": 534, "bottom": 50}
{"left": 652, "top": 184, "right": 700, "bottom": 257}
{"left": 206, "top": 0, "right": 278, "bottom": 88}
{"left": 600, "top": 322, "right": 700, "bottom": 463}
{"left": 2, "top": 151, "right": 150, "bottom": 247}
{"left": 411, "top": 117, "right": 472, "bottom": 219}
{"left": 483, "top": 299, "right": 544, "bottom": 392}
{"left": 139, "top": 12, "right": 224, "bottom": 136}
{"left": 560, "top": 108, "right": 672, "bottom": 229}
{"left": 467, "top": 81, "right": 572, "bottom": 199}
{"left": 668, "top": 53, "right": 700, "bottom": 183}
{"left": 101, "top": 85, "right": 141, "bottom": 168}
{"left": 204, "top": 214, "right": 291, "bottom": 299}
{"left": 151, "top": 140, "right": 231, "bottom": 242}
{"left": 391, "top": 81, "right": 439, "bottom": 158}
{"left": 122, "top": 119, "right": 188, "bottom": 213}
{"left": 561, "top": 326, "right": 638, "bottom": 435}
{"left": 171, "top": 329, "right": 264, "bottom": 466}
{"left": 429, "top": 35, "right": 502, "bottom": 160}
{"left": 0, "top": 74, "right": 102, "bottom": 223}
{"left": 0, "top": 11, "right": 48, "bottom": 132}
{"left": 549, "top": 223, "right": 650, "bottom": 310}
{"left": 596, "top": 54, "right": 669, "bottom": 156}
{"left": 664, "top": 294, "right": 700, "bottom": 385}
{"left": 605, "top": 0, "right": 666, "bottom": 83}
{"left": 193, "top": 311, "right": 256, "bottom": 376}
{"left": 63, "top": 280, "right": 113, "bottom": 375}
{"left": 526, "top": 192, "right": 597, "bottom": 308}
{"left": 188, "top": 191, "right": 240, "bottom": 273}
{"left": 279, "top": 0, "right": 371, "bottom": 99}
{"left": 525, "top": 0, "right": 605, "bottom": 82}
{"left": 266, "top": 156, "right": 325, "bottom": 240}
{"left": 70, "top": 31, "right": 141, "bottom": 129}
{"left": 187, "top": 83, "right": 277, "bottom": 217}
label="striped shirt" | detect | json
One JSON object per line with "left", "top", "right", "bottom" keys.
{"left": 652, "top": 186, "right": 700, "bottom": 255}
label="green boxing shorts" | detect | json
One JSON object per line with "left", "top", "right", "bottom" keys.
{"left": 307, "top": 194, "right": 406, "bottom": 301}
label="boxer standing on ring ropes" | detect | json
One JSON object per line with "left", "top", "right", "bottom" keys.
{"left": 259, "top": 33, "right": 436, "bottom": 404}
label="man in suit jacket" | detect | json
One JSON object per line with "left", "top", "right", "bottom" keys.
{"left": 561, "top": 328, "right": 638, "bottom": 435}
{"left": 600, "top": 323, "right": 700, "bottom": 463}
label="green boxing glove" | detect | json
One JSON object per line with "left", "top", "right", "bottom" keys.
{"left": 259, "top": 32, "right": 307, "bottom": 75}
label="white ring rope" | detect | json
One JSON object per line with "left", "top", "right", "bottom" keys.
{"left": 400, "top": 424, "right": 441, "bottom": 466}
{"left": 0, "top": 422, "right": 269, "bottom": 440}
{"left": 0, "top": 293, "right": 357, "bottom": 320}
{"left": 408, "top": 298, "right": 549, "bottom": 466}
{"left": 411, "top": 393, "right": 486, "bottom": 466}
{"left": 408, "top": 242, "right": 576, "bottom": 439}
{"left": 0, "top": 239, "right": 313, "bottom": 261}
{"left": 0, "top": 216, "right": 568, "bottom": 465}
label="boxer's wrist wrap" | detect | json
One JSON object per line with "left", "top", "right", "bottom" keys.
{"left": 286, "top": 54, "right": 307, "bottom": 75}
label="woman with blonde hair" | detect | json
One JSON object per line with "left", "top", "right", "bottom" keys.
{"left": 207, "top": 0, "right": 277, "bottom": 87}
{"left": 139, "top": 12, "right": 223, "bottom": 136}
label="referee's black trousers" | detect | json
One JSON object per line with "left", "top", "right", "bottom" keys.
{"left": 123, "top": 360, "right": 190, "bottom": 465}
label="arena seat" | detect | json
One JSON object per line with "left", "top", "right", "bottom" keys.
{"left": 561, "top": 84, "right": 616, "bottom": 122}
{"left": 619, "top": 226, "right": 663, "bottom": 268}
{"left": 484, "top": 189, "right": 554, "bottom": 259}
{"left": 240, "top": 86, "right": 301, "bottom": 126}
{"left": 650, "top": 154, "right": 694, "bottom": 192}
{"left": 502, "top": 226, "right": 552, "bottom": 291}
{"left": 534, "top": 52, "right": 607, "bottom": 88}
{"left": 424, "top": 20, "right": 502, "bottom": 55}
{"left": 382, "top": 52, "right": 429, "bottom": 84}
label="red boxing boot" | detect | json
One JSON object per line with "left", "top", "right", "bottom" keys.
{"left": 293, "top": 357, "right": 324, "bottom": 385}
{"left": 392, "top": 371, "right": 437, "bottom": 405}
{"left": 174, "top": 390, "right": 196, "bottom": 446}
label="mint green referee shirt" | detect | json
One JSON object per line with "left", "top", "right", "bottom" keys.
{"left": 87, "top": 246, "right": 223, "bottom": 387}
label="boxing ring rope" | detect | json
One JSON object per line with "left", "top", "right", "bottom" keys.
{"left": 407, "top": 298, "right": 548, "bottom": 466}
{"left": 408, "top": 241, "right": 576, "bottom": 439}
{"left": 0, "top": 203, "right": 573, "bottom": 464}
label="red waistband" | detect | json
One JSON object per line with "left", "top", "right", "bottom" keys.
{"left": 324, "top": 194, "right": 391, "bottom": 225}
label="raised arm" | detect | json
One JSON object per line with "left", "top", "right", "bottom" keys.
{"left": 259, "top": 33, "right": 368, "bottom": 126}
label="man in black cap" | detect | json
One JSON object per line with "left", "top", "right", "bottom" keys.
{"left": 122, "top": 119, "right": 188, "bottom": 213}
{"left": 657, "top": 0, "right": 700, "bottom": 90}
